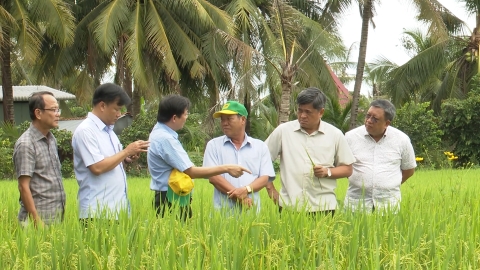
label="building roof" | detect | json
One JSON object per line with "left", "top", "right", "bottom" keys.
{"left": 327, "top": 66, "right": 351, "bottom": 107}
{"left": 0, "top": 85, "right": 76, "bottom": 101}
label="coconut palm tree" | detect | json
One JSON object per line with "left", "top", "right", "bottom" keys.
{"left": 212, "top": 0, "right": 347, "bottom": 126}
{"left": 0, "top": 0, "right": 75, "bottom": 123}
{"left": 363, "top": 56, "right": 397, "bottom": 98}
{"left": 384, "top": 22, "right": 479, "bottom": 112}
{"left": 32, "top": 0, "right": 236, "bottom": 120}
{"left": 342, "top": 0, "right": 465, "bottom": 130}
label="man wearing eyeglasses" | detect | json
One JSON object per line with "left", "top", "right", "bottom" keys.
{"left": 13, "top": 91, "right": 66, "bottom": 227}
{"left": 344, "top": 99, "right": 417, "bottom": 213}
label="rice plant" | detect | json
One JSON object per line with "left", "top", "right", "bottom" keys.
{"left": 1, "top": 169, "right": 479, "bottom": 269}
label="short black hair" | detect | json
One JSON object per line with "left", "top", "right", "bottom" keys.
{"left": 157, "top": 95, "right": 191, "bottom": 123}
{"left": 29, "top": 91, "right": 54, "bottom": 120}
{"left": 370, "top": 99, "right": 396, "bottom": 121}
{"left": 296, "top": 87, "right": 327, "bottom": 110}
{"left": 92, "top": 83, "right": 131, "bottom": 107}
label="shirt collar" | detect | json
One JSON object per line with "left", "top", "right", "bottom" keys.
{"left": 292, "top": 120, "right": 325, "bottom": 135}
{"left": 222, "top": 133, "right": 251, "bottom": 148}
{"left": 87, "top": 112, "right": 114, "bottom": 132}
{"left": 362, "top": 125, "right": 390, "bottom": 138}
{"left": 157, "top": 122, "right": 179, "bottom": 139}
{"left": 28, "top": 123, "right": 52, "bottom": 141}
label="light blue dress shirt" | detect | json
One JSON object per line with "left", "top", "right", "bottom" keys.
{"left": 148, "top": 122, "right": 194, "bottom": 191}
{"left": 203, "top": 134, "right": 275, "bottom": 210}
{"left": 73, "top": 112, "right": 129, "bottom": 219}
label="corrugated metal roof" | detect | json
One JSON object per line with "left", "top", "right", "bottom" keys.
{"left": 0, "top": 85, "right": 76, "bottom": 101}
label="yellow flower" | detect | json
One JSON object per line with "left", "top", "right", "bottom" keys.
{"left": 415, "top": 157, "right": 424, "bottom": 161}
{"left": 448, "top": 156, "right": 458, "bottom": 160}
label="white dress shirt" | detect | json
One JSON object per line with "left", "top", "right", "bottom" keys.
{"left": 73, "top": 113, "right": 129, "bottom": 219}
{"left": 344, "top": 125, "right": 416, "bottom": 212}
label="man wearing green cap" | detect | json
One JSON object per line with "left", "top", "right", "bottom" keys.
{"left": 203, "top": 101, "right": 275, "bottom": 213}
{"left": 148, "top": 95, "right": 251, "bottom": 220}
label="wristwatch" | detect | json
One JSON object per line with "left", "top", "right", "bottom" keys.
{"left": 245, "top": 185, "right": 252, "bottom": 193}
{"left": 327, "top": 168, "right": 332, "bottom": 178}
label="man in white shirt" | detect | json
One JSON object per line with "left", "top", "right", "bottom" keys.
{"left": 73, "top": 83, "right": 149, "bottom": 224}
{"left": 203, "top": 101, "right": 275, "bottom": 213}
{"left": 344, "top": 99, "right": 417, "bottom": 213}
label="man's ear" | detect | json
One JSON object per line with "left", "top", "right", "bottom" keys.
{"left": 100, "top": 101, "right": 106, "bottom": 111}
{"left": 34, "top": 109, "right": 42, "bottom": 120}
{"left": 319, "top": 108, "right": 325, "bottom": 118}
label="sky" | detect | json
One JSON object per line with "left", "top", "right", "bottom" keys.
{"left": 338, "top": 0, "right": 476, "bottom": 94}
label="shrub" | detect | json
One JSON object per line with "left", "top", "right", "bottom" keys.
{"left": 0, "top": 121, "right": 75, "bottom": 179}
{"left": 119, "top": 109, "right": 157, "bottom": 176}
{"left": 38, "top": 128, "right": 76, "bottom": 179}
{"left": 189, "top": 151, "right": 204, "bottom": 167}
{"left": 61, "top": 158, "right": 75, "bottom": 179}
{"left": 393, "top": 102, "right": 444, "bottom": 168}
{"left": 0, "top": 139, "right": 14, "bottom": 179}
{"left": 177, "top": 113, "right": 209, "bottom": 152}
{"left": 441, "top": 88, "right": 480, "bottom": 166}
{"left": 119, "top": 109, "right": 210, "bottom": 175}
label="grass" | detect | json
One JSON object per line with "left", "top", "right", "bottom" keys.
{"left": 1, "top": 169, "right": 479, "bottom": 269}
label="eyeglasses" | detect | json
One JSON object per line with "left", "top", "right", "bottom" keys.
{"left": 365, "top": 114, "right": 380, "bottom": 123}
{"left": 41, "top": 108, "right": 62, "bottom": 114}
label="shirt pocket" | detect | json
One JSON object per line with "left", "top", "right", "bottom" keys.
{"left": 242, "top": 154, "right": 261, "bottom": 177}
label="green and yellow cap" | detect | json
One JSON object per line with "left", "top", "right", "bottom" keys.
{"left": 167, "top": 169, "right": 194, "bottom": 206}
{"left": 213, "top": 101, "right": 248, "bottom": 118}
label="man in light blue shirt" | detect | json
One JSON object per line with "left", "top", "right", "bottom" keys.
{"left": 148, "top": 95, "right": 250, "bottom": 220}
{"left": 73, "top": 83, "right": 149, "bottom": 224}
{"left": 203, "top": 101, "right": 275, "bottom": 212}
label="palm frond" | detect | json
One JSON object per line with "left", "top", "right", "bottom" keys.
{"left": 31, "top": 0, "right": 76, "bottom": 47}
{"left": 386, "top": 38, "right": 451, "bottom": 106}
{"left": 12, "top": 0, "right": 42, "bottom": 63}
{"left": 92, "top": 0, "right": 130, "bottom": 53}
{"left": 145, "top": 0, "right": 181, "bottom": 82}
{"left": 125, "top": 1, "right": 149, "bottom": 89}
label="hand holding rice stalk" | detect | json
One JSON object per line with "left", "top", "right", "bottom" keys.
{"left": 305, "top": 148, "right": 322, "bottom": 189}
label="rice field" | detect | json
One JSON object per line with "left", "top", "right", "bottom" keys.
{"left": 0, "top": 169, "right": 479, "bottom": 269}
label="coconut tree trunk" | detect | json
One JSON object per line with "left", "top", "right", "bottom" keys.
{"left": 243, "top": 92, "right": 251, "bottom": 135}
{"left": 132, "top": 82, "right": 141, "bottom": 118}
{"left": 124, "top": 68, "right": 133, "bottom": 114}
{"left": 372, "top": 83, "right": 378, "bottom": 97}
{"left": 1, "top": 29, "right": 14, "bottom": 124}
{"left": 349, "top": 0, "right": 373, "bottom": 130}
{"left": 114, "top": 34, "right": 134, "bottom": 114}
{"left": 278, "top": 62, "right": 297, "bottom": 125}
{"left": 204, "top": 83, "right": 220, "bottom": 150}
{"left": 115, "top": 35, "right": 125, "bottom": 87}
